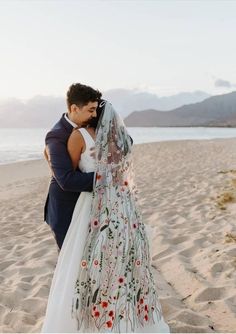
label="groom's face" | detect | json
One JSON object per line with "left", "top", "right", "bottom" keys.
{"left": 70, "top": 101, "right": 98, "bottom": 126}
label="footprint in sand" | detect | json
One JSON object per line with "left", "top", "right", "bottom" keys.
{"left": 174, "top": 324, "right": 214, "bottom": 333}
{"left": 225, "top": 295, "right": 236, "bottom": 313}
{"left": 32, "top": 285, "right": 50, "bottom": 298}
{"left": 0, "top": 261, "right": 15, "bottom": 271}
{"left": 21, "top": 276, "right": 34, "bottom": 283}
{"left": 0, "top": 275, "right": 5, "bottom": 284}
{"left": 194, "top": 287, "right": 227, "bottom": 303}
{"left": 170, "top": 235, "right": 189, "bottom": 245}
{"left": 227, "top": 248, "right": 236, "bottom": 257}
{"left": 3, "top": 311, "right": 21, "bottom": 327}
{"left": 21, "top": 297, "right": 45, "bottom": 316}
{"left": 210, "top": 262, "right": 224, "bottom": 277}
{"left": 0, "top": 304, "right": 6, "bottom": 316}
{"left": 175, "top": 309, "right": 211, "bottom": 326}
{"left": 20, "top": 312, "right": 37, "bottom": 326}
{"left": 152, "top": 247, "right": 175, "bottom": 260}
{"left": 169, "top": 222, "right": 187, "bottom": 229}
{"left": 193, "top": 237, "right": 212, "bottom": 248}
{"left": 179, "top": 246, "right": 199, "bottom": 258}
{"left": 17, "top": 282, "right": 32, "bottom": 292}
{"left": 23, "top": 248, "right": 47, "bottom": 261}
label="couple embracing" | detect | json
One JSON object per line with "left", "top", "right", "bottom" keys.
{"left": 42, "top": 83, "right": 170, "bottom": 333}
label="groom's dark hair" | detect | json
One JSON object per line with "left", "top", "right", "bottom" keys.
{"left": 66, "top": 83, "right": 102, "bottom": 109}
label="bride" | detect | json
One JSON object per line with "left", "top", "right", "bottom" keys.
{"left": 41, "top": 100, "right": 170, "bottom": 333}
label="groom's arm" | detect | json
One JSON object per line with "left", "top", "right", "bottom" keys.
{"left": 45, "top": 131, "right": 94, "bottom": 192}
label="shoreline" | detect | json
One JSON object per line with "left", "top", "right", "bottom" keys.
{"left": 1, "top": 136, "right": 236, "bottom": 167}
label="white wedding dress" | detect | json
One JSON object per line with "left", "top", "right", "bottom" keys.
{"left": 41, "top": 128, "right": 170, "bottom": 333}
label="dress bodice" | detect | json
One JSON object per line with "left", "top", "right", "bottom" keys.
{"left": 77, "top": 128, "right": 95, "bottom": 173}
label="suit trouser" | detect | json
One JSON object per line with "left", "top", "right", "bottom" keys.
{"left": 51, "top": 228, "right": 65, "bottom": 252}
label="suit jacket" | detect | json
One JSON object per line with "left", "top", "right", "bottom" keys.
{"left": 44, "top": 113, "right": 94, "bottom": 245}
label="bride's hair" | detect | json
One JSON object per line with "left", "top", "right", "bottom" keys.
{"left": 87, "top": 99, "right": 106, "bottom": 129}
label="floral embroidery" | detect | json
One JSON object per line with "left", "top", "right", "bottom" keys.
{"left": 81, "top": 260, "right": 87, "bottom": 268}
{"left": 118, "top": 276, "right": 125, "bottom": 284}
{"left": 136, "top": 259, "right": 141, "bottom": 266}
{"left": 96, "top": 173, "right": 102, "bottom": 180}
{"left": 93, "top": 259, "right": 99, "bottom": 267}
{"left": 71, "top": 102, "right": 163, "bottom": 332}
{"left": 108, "top": 310, "right": 114, "bottom": 317}
{"left": 94, "top": 311, "right": 100, "bottom": 318}
{"left": 106, "top": 320, "right": 113, "bottom": 328}
{"left": 91, "top": 219, "right": 99, "bottom": 229}
{"left": 101, "top": 301, "right": 108, "bottom": 308}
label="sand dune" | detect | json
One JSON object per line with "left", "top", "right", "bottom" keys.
{"left": 0, "top": 139, "right": 236, "bottom": 332}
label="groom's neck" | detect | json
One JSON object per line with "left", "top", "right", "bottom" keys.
{"left": 67, "top": 112, "right": 81, "bottom": 127}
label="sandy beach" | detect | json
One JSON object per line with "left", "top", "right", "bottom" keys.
{"left": 0, "top": 138, "right": 236, "bottom": 333}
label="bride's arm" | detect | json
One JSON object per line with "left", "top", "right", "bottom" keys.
{"left": 67, "top": 130, "right": 85, "bottom": 171}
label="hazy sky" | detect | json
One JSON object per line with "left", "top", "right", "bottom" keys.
{"left": 0, "top": 0, "right": 236, "bottom": 100}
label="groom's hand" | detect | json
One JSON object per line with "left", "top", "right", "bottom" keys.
{"left": 44, "top": 145, "right": 55, "bottom": 177}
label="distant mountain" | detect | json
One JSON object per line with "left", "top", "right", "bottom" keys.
{"left": 103, "top": 89, "right": 210, "bottom": 117}
{"left": 124, "top": 91, "right": 236, "bottom": 127}
{"left": 0, "top": 89, "right": 210, "bottom": 128}
{"left": 0, "top": 96, "right": 66, "bottom": 128}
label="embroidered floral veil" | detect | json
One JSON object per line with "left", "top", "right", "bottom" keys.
{"left": 71, "top": 101, "right": 163, "bottom": 332}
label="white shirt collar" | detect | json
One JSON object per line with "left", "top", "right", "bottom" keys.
{"left": 64, "top": 113, "right": 78, "bottom": 128}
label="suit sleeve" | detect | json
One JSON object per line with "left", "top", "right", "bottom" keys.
{"left": 46, "top": 131, "right": 94, "bottom": 192}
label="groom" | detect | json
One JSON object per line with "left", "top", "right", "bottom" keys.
{"left": 44, "top": 83, "right": 102, "bottom": 251}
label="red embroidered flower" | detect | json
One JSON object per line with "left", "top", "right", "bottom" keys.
{"left": 93, "top": 259, "right": 99, "bottom": 266}
{"left": 136, "top": 259, "right": 141, "bottom": 266}
{"left": 140, "top": 298, "right": 144, "bottom": 304}
{"left": 92, "top": 220, "right": 99, "bottom": 228}
{"left": 93, "top": 306, "right": 96, "bottom": 311}
{"left": 145, "top": 305, "right": 148, "bottom": 311}
{"left": 96, "top": 173, "right": 102, "bottom": 180}
{"left": 108, "top": 310, "right": 114, "bottom": 317}
{"left": 118, "top": 276, "right": 125, "bottom": 284}
{"left": 94, "top": 311, "right": 100, "bottom": 317}
{"left": 101, "top": 301, "right": 108, "bottom": 308}
{"left": 144, "top": 314, "right": 148, "bottom": 321}
{"left": 124, "top": 181, "right": 128, "bottom": 186}
{"left": 133, "top": 223, "right": 137, "bottom": 228}
{"left": 106, "top": 320, "right": 113, "bottom": 328}
{"left": 81, "top": 260, "right": 87, "bottom": 268}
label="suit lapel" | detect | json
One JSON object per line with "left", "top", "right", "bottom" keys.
{"left": 60, "top": 113, "right": 74, "bottom": 134}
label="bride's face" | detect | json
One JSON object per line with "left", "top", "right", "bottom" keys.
{"left": 70, "top": 101, "right": 98, "bottom": 126}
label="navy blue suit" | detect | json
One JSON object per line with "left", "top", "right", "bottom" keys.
{"left": 44, "top": 114, "right": 94, "bottom": 249}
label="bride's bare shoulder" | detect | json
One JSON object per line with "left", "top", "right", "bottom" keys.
{"left": 68, "top": 128, "right": 83, "bottom": 141}
{"left": 67, "top": 129, "right": 85, "bottom": 152}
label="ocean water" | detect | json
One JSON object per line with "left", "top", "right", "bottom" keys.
{"left": 0, "top": 127, "right": 236, "bottom": 165}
